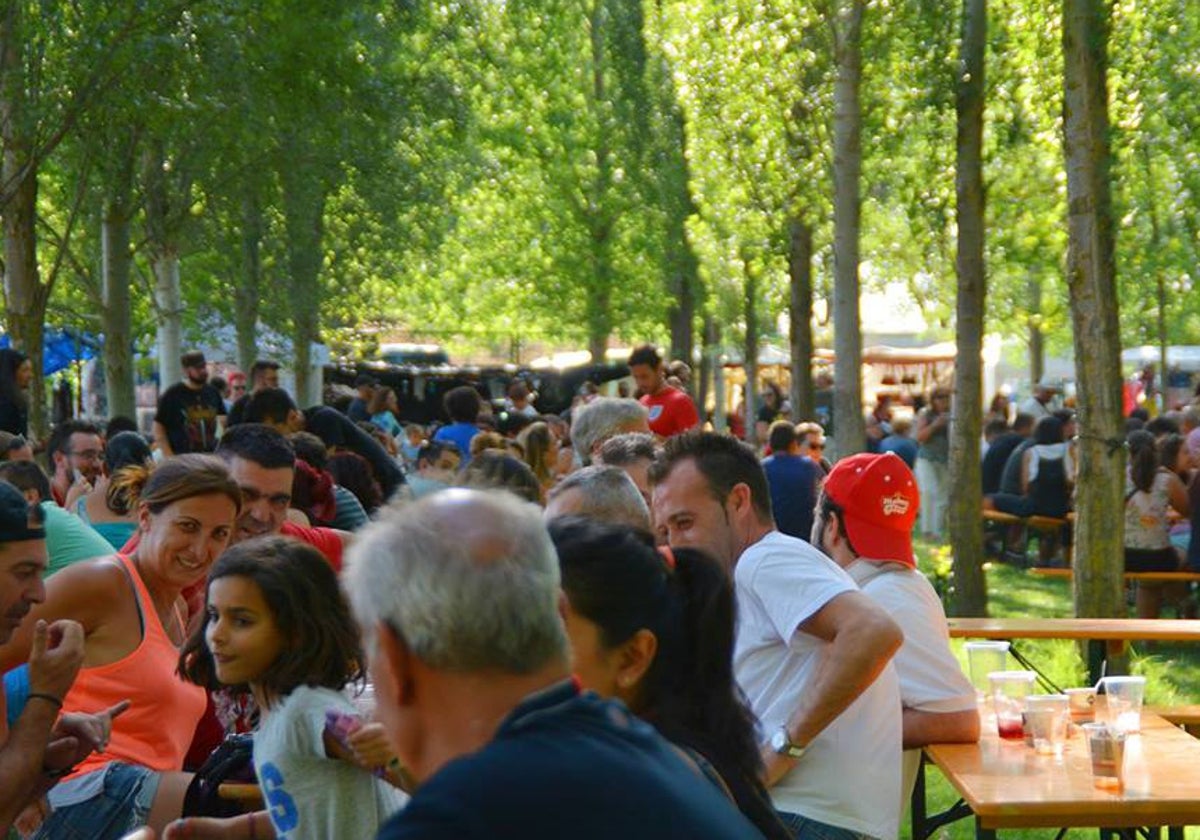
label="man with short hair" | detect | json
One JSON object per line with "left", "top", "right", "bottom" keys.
{"left": 226, "top": 359, "right": 282, "bottom": 426}
{"left": 570, "top": 397, "right": 650, "bottom": 465}
{"left": 651, "top": 431, "right": 903, "bottom": 840}
{"left": 406, "top": 441, "right": 462, "bottom": 499}
{"left": 982, "top": 413, "right": 1034, "bottom": 495}
{"left": 345, "top": 489, "right": 761, "bottom": 839}
{"left": 1019, "top": 380, "right": 1059, "bottom": 420}
{"left": 44, "top": 420, "right": 104, "bottom": 508}
{"left": 347, "top": 374, "right": 378, "bottom": 423}
{"left": 761, "top": 420, "right": 821, "bottom": 542}
{"left": 815, "top": 453, "right": 979, "bottom": 807}
{"left": 215, "top": 424, "right": 349, "bottom": 569}
{"left": 879, "top": 416, "right": 918, "bottom": 469}
{"left": 595, "top": 431, "right": 658, "bottom": 506}
{"left": 432, "top": 386, "right": 483, "bottom": 465}
{"left": 0, "top": 481, "right": 122, "bottom": 833}
{"left": 628, "top": 345, "right": 699, "bottom": 438}
{"left": 544, "top": 466, "right": 651, "bottom": 531}
{"left": 0, "top": 462, "right": 112, "bottom": 576}
{"left": 153, "top": 350, "right": 226, "bottom": 456}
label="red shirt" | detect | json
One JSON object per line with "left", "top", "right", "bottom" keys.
{"left": 280, "top": 520, "right": 345, "bottom": 571}
{"left": 640, "top": 387, "right": 700, "bottom": 438}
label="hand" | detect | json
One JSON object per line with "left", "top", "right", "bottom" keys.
{"left": 63, "top": 475, "right": 93, "bottom": 511}
{"left": 27, "top": 619, "right": 85, "bottom": 701}
{"left": 51, "top": 699, "right": 131, "bottom": 762}
{"left": 347, "top": 721, "right": 395, "bottom": 770}
{"left": 758, "top": 743, "right": 796, "bottom": 789}
{"left": 162, "top": 816, "right": 234, "bottom": 839}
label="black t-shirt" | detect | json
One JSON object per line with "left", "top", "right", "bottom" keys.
{"left": 982, "top": 433, "right": 1025, "bottom": 495}
{"left": 0, "top": 396, "right": 28, "bottom": 436}
{"left": 155, "top": 383, "right": 226, "bottom": 453}
{"left": 227, "top": 393, "right": 250, "bottom": 427}
{"left": 376, "top": 681, "right": 761, "bottom": 840}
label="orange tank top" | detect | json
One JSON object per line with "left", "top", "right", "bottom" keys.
{"left": 63, "top": 553, "right": 207, "bottom": 780}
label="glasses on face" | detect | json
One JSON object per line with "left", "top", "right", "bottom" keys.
{"left": 240, "top": 486, "right": 292, "bottom": 511}
{"left": 69, "top": 449, "right": 103, "bottom": 462}
{"left": 810, "top": 443, "right": 825, "bottom": 452}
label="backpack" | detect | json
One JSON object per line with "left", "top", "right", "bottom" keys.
{"left": 181, "top": 732, "right": 256, "bottom": 818}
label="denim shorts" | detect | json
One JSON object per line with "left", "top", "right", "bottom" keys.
{"left": 776, "top": 811, "right": 876, "bottom": 840}
{"left": 35, "top": 762, "right": 160, "bottom": 840}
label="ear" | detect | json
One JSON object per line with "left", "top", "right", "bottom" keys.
{"left": 615, "top": 629, "right": 658, "bottom": 702}
{"left": 375, "top": 621, "right": 416, "bottom": 707}
{"left": 21, "top": 488, "right": 39, "bottom": 505}
{"left": 137, "top": 501, "right": 153, "bottom": 534}
{"left": 727, "top": 482, "right": 754, "bottom": 517}
{"left": 557, "top": 590, "right": 569, "bottom": 624}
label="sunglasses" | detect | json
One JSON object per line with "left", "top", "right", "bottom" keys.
{"left": 810, "top": 443, "right": 825, "bottom": 451}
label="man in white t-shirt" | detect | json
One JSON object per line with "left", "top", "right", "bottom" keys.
{"left": 815, "top": 452, "right": 979, "bottom": 814}
{"left": 650, "top": 432, "right": 904, "bottom": 840}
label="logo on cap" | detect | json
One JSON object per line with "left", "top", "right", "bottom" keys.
{"left": 881, "top": 493, "right": 910, "bottom": 517}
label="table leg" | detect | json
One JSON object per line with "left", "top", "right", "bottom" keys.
{"left": 974, "top": 816, "right": 996, "bottom": 840}
{"left": 910, "top": 757, "right": 927, "bottom": 840}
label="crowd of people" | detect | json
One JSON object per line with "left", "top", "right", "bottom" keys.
{"left": 22, "top": 342, "right": 1173, "bottom": 839}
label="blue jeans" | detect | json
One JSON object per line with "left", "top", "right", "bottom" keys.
{"left": 36, "top": 762, "right": 160, "bottom": 840}
{"left": 776, "top": 811, "right": 875, "bottom": 840}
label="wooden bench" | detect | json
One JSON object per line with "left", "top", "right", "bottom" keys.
{"left": 1029, "top": 568, "right": 1200, "bottom": 583}
{"left": 1148, "top": 704, "right": 1200, "bottom": 735}
{"left": 982, "top": 510, "right": 1070, "bottom": 565}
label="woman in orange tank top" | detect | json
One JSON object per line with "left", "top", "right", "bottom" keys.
{"left": 0, "top": 454, "right": 241, "bottom": 840}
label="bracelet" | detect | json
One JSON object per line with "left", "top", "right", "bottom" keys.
{"left": 246, "top": 812, "right": 257, "bottom": 840}
{"left": 27, "top": 692, "right": 63, "bottom": 710}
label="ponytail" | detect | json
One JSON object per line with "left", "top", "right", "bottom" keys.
{"left": 1128, "top": 430, "right": 1158, "bottom": 494}
{"left": 107, "top": 463, "right": 152, "bottom": 515}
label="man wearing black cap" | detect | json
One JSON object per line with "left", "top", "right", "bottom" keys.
{"left": 153, "top": 350, "right": 226, "bottom": 456}
{"left": 0, "top": 480, "right": 124, "bottom": 832}
{"left": 347, "top": 374, "right": 378, "bottom": 423}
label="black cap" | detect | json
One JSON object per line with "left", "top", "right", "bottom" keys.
{"left": 181, "top": 350, "right": 207, "bottom": 368}
{"left": 354, "top": 374, "right": 379, "bottom": 388}
{"left": 0, "top": 480, "right": 45, "bottom": 543}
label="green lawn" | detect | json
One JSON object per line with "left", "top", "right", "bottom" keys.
{"left": 903, "top": 539, "right": 1200, "bottom": 839}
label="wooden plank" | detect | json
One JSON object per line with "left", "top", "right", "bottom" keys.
{"left": 1029, "top": 568, "right": 1200, "bottom": 582}
{"left": 947, "top": 617, "right": 1200, "bottom": 642}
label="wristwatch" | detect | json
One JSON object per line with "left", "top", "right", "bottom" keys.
{"left": 770, "top": 726, "right": 808, "bottom": 759}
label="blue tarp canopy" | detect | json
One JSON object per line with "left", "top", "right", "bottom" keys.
{"left": 0, "top": 328, "right": 100, "bottom": 376}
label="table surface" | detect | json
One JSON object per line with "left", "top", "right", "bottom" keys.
{"left": 925, "top": 710, "right": 1200, "bottom": 829}
{"left": 948, "top": 617, "right": 1200, "bottom": 642}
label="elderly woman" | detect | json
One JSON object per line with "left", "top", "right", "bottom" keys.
{"left": 0, "top": 455, "right": 241, "bottom": 839}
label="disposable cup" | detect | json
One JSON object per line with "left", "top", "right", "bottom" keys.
{"left": 1022, "top": 694, "right": 1069, "bottom": 756}
{"left": 1065, "top": 687, "right": 1097, "bottom": 722}
{"left": 989, "top": 670, "right": 1037, "bottom": 740}
{"left": 966, "top": 642, "right": 1010, "bottom": 704}
{"left": 1083, "top": 722, "right": 1126, "bottom": 790}
{"left": 1099, "top": 676, "right": 1146, "bottom": 734}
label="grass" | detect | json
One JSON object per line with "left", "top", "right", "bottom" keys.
{"left": 900, "top": 537, "right": 1200, "bottom": 839}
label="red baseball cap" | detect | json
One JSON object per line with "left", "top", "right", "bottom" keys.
{"left": 822, "top": 452, "right": 919, "bottom": 566}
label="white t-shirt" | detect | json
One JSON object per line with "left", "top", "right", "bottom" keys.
{"left": 254, "top": 685, "right": 407, "bottom": 840}
{"left": 848, "top": 560, "right": 977, "bottom": 810}
{"left": 734, "top": 531, "right": 902, "bottom": 840}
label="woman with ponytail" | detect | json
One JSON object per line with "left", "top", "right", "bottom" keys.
{"left": 72, "top": 431, "right": 154, "bottom": 549}
{"left": 548, "top": 517, "right": 789, "bottom": 840}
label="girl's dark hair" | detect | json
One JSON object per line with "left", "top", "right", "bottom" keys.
{"left": 1159, "top": 433, "right": 1186, "bottom": 477}
{"left": 548, "top": 518, "right": 764, "bottom": 816}
{"left": 104, "top": 432, "right": 154, "bottom": 514}
{"left": 460, "top": 450, "right": 541, "bottom": 504}
{"left": 179, "top": 536, "right": 364, "bottom": 703}
{"left": 327, "top": 450, "right": 383, "bottom": 513}
{"left": 0, "top": 349, "right": 29, "bottom": 408}
{"left": 1128, "top": 429, "right": 1158, "bottom": 494}
{"left": 367, "top": 386, "right": 396, "bottom": 417}
{"left": 1033, "top": 415, "right": 1064, "bottom": 446}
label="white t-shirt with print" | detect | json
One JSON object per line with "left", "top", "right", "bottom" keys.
{"left": 849, "top": 559, "right": 977, "bottom": 810}
{"left": 734, "top": 531, "right": 902, "bottom": 840}
{"left": 254, "top": 685, "right": 407, "bottom": 840}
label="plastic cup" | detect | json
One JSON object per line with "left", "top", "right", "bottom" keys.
{"left": 1022, "top": 694, "right": 1069, "bottom": 756}
{"left": 966, "top": 642, "right": 1010, "bottom": 704}
{"left": 989, "top": 670, "right": 1037, "bottom": 740}
{"left": 1065, "top": 687, "right": 1097, "bottom": 722}
{"left": 1099, "top": 676, "right": 1146, "bottom": 734}
{"left": 1083, "top": 723, "right": 1126, "bottom": 790}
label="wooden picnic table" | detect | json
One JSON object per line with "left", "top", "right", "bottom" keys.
{"left": 912, "top": 707, "right": 1200, "bottom": 839}
{"left": 947, "top": 618, "right": 1200, "bottom": 683}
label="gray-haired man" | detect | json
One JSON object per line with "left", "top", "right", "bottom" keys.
{"left": 345, "top": 489, "right": 760, "bottom": 840}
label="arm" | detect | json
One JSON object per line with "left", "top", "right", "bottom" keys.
{"left": 1166, "top": 472, "right": 1191, "bottom": 518}
{"left": 902, "top": 708, "right": 980, "bottom": 750}
{"left": 914, "top": 411, "right": 943, "bottom": 444}
{"left": 761, "top": 591, "right": 903, "bottom": 786}
{"left": 153, "top": 421, "right": 175, "bottom": 458}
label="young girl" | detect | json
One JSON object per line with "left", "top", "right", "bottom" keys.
{"left": 170, "top": 537, "right": 406, "bottom": 839}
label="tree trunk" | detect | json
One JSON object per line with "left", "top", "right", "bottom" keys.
{"left": 235, "top": 189, "right": 263, "bottom": 373}
{"left": 831, "top": 0, "right": 867, "bottom": 459}
{"left": 1028, "top": 276, "right": 1044, "bottom": 385}
{"left": 280, "top": 157, "right": 327, "bottom": 409}
{"left": 743, "top": 261, "right": 759, "bottom": 447}
{"left": 699, "top": 315, "right": 717, "bottom": 428}
{"left": 1062, "top": 0, "right": 1124, "bottom": 620}
{"left": 949, "top": 0, "right": 988, "bottom": 617}
{"left": 788, "top": 216, "right": 815, "bottom": 422}
{"left": 101, "top": 186, "right": 136, "bottom": 420}
{"left": 152, "top": 253, "right": 182, "bottom": 390}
